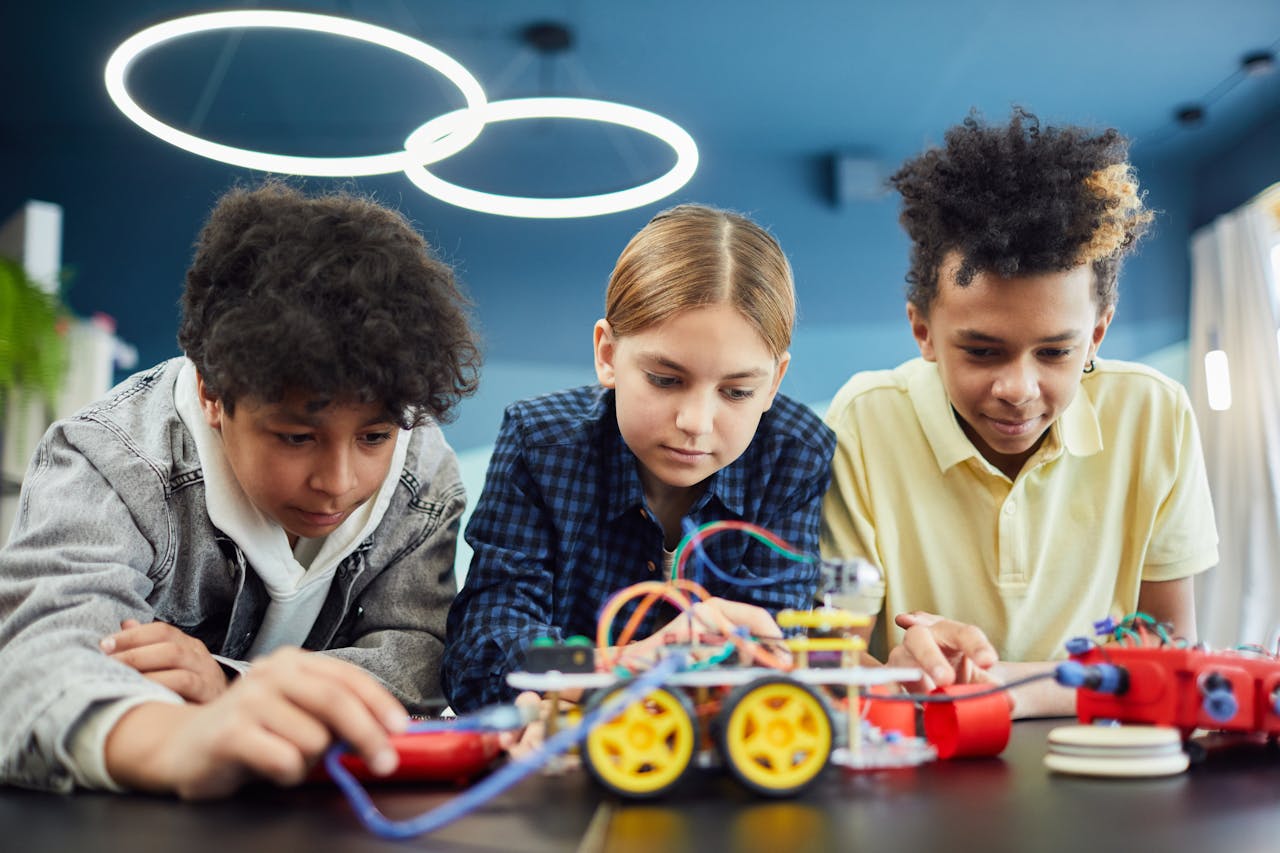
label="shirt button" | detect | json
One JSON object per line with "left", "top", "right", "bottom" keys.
{"left": 647, "top": 561, "right": 657, "bottom": 572}
{"left": 1003, "top": 502, "right": 1016, "bottom": 516}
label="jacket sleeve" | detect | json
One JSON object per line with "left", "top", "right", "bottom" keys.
{"left": 318, "top": 427, "right": 464, "bottom": 715}
{"left": 442, "top": 407, "right": 562, "bottom": 712}
{"left": 0, "top": 421, "right": 181, "bottom": 793}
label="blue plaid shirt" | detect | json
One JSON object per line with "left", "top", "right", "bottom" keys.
{"left": 442, "top": 385, "right": 835, "bottom": 711}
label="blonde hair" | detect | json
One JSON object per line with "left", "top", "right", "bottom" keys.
{"left": 604, "top": 205, "right": 795, "bottom": 358}
{"left": 1080, "top": 163, "right": 1155, "bottom": 265}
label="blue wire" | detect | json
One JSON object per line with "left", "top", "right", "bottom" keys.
{"left": 680, "top": 517, "right": 809, "bottom": 589}
{"left": 326, "top": 653, "right": 686, "bottom": 840}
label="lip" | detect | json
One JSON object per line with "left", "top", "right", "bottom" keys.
{"left": 296, "top": 509, "right": 347, "bottom": 528}
{"left": 663, "top": 446, "right": 710, "bottom": 464}
{"left": 985, "top": 415, "right": 1041, "bottom": 437}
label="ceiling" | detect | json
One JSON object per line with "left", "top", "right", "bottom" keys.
{"left": 8, "top": 0, "right": 1280, "bottom": 205}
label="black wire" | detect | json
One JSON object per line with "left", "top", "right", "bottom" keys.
{"left": 859, "top": 670, "right": 1058, "bottom": 703}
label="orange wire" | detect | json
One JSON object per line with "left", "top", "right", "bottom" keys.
{"left": 593, "top": 577, "right": 794, "bottom": 673}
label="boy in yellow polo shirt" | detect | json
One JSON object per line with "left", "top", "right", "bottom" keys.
{"left": 821, "top": 109, "right": 1219, "bottom": 716}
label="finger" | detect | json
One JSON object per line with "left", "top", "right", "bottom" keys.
{"left": 885, "top": 643, "right": 938, "bottom": 693}
{"left": 249, "top": 651, "right": 407, "bottom": 774}
{"left": 102, "top": 620, "right": 187, "bottom": 654}
{"left": 684, "top": 603, "right": 724, "bottom": 637}
{"left": 514, "top": 721, "right": 545, "bottom": 758}
{"left": 218, "top": 723, "right": 314, "bottom": 791}
{"left": 934, "top": 621, "right": 998, "bottom": 669}
{"left": 702, "top": 598, "right": 782, "bottom": 638}
{"left": 514, "top": 691, "right": 543, "bottom": 713}
{"left": 252, "top": 695, "right": 336, "bottom": 767}
{"left": 900, "top": 624, "right": 962, "bottom": 687}
{"left": 293, "top": 652, "right": 409, "bottom": 732}
{"left": 901, "top": 621, "right": 997, "bottom": 686}
{"left": 139, "top": 668, "right": 222, "bottom": 703}
{"left": 893, "top": 610, "right": 944, "bottom": 631}
{"left": 956, "top": 656, "right": 1000, "bottom": 686}
{"left": 110, "top": 643, "right": 188, "bottom": 675}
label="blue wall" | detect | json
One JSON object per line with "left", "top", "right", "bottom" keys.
{"left": 5, "top": 113, "right": 1278, "bottom": 455}
{"left": 1191, "top": 109, "right": 1280, "bottom": 229}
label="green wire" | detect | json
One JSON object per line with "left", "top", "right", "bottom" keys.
{"left": 687, "top": 643, "right": 737, "bottom": 671}
{"left": 670, "top": 521, "right": 812, "bottom": 582}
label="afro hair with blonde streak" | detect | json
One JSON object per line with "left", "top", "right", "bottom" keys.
{"left": 891, "top": 107, "right": 1154, "bottom": 315}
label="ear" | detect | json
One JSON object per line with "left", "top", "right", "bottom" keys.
{"left": 1088, "top": 306, "right": 1115, "bottom": 361}
{"left": 593, "top": 319, "right": 618, "bottom": 388}
{"left": 761, "top": 351, "right": 791, "bottom": 411}
{"left": 195, "top": 371, "right": 224, "bottom": 431}
{"left": 907, "top": 302, "right": 936, "bottom": 362}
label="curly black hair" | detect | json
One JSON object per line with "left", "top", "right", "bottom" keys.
{"left": 890, "top": 108, "right": 1153, "bottom": 313}
{"left": 178, "top": 181, "right": 481, "bottom": 427}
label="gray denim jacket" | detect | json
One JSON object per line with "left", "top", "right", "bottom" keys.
{"left": 0, "top": 358, "right": 464, "bottom": 792}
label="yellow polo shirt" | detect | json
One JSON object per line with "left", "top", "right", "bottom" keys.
{"left": 820, "top": 357, "right": 1218, "bottom": 662}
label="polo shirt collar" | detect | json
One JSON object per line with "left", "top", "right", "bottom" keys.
{"left": 909, "top": 359, "right": 1104, "bottom": 473}
{"left": 1056, "top": 382, "right": 1104, "bottom": 457}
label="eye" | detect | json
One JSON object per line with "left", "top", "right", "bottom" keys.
{"left": 361, "top": 431, "right": 394, "bottom": 446}
{"left": 963, "top": 347, "right": 999, "bottom": 359}
{"left": 1039, "top": 348, "right": 1073, "bottom": 360}
{"left": 645, "top": 372, "right": 679, "bottom": 388}
{"left": 722, "top": 387, "right": 756, "bottom": 402}
{"left": 276, "top": 432, "right": 313, "bottom": 447}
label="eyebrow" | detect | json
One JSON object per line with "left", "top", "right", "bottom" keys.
{"left": 266, "top": 406, "right": 395, "bottom": 429}
{"left": 642, "top": 353, "right": 770, "bottom": 381}
{"left": 955, "top": 329, "right": 1081, "bottom": 345}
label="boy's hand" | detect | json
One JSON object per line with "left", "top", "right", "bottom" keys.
{"left": 104, "top": 647, "right": 409, "bottom": 800}
{"left": 887, "top": 610, "right": 999, "bottom": 691}
{"left": 101, "top": 619, "right": 229, "bottom": 703}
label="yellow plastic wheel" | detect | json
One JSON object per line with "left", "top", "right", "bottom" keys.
{"left": 583, "top": 686, "right": 696, "bottom": 799}
{"left": 716, "top": 676, "right": 832, "bottom": 797}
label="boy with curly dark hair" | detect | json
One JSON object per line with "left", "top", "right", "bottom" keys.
{"left": 0, "top": 181, "right": 481, "bottom": 797}
{"left": 821, "top": 109, "right": 1218, "bottom": 717}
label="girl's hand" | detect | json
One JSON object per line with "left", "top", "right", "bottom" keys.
{"left": 649, "top": 596, "right": 783, "bottom": 646}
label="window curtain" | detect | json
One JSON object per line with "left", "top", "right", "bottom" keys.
{"left": 1187, "top": 198, "right": 1280, "bottom": 650}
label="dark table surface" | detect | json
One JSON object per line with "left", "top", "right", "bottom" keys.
{"left": 3, "top": 718, "right": 1279, "bottom": 853}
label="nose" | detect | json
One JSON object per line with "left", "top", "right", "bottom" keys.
{"left": 674, "top": 391, "right": 715, "bottom": 437}
{"left": 992, "top": 359, "right": 1040, "bottom": 406}
{"left": 309, "top": 445, "right": 358, "bottom": 497}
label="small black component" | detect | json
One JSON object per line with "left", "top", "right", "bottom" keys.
{"left": 523, "top": 640, "right": 595, "bottom": 673}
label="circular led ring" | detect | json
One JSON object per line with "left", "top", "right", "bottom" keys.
{"left": 402, "top": 97, "right": 699, "bottom": 218}
{"left": 104, "top": 10, "right": 487, "bottom": 177}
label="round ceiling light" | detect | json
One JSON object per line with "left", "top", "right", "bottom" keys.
{"left": 402, "top": 97, "right": 699, "bottom": 218}
{"left": 104, "top": 12, "right": 699, "bottom": 216}
{"left": 103, "top": 10, "right": 488, "bottom": 177}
